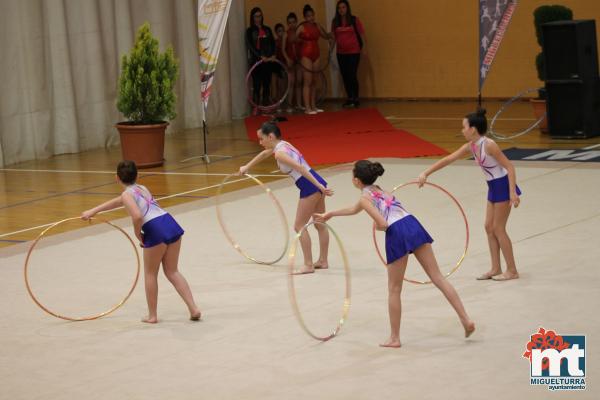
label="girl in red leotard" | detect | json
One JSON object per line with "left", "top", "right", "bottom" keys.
{"left": 297, "top": 4, "right": 332, "bottom": 115}
{"left": 282, "top": 12, "right": 303, "bottom": 112}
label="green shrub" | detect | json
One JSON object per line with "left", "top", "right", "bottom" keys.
{"left": 117, "top": 22, "right": 179, "bottom": 123}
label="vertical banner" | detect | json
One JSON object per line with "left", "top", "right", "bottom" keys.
{"left": 479, "top": 0, "right": 517, "bottom": 92}
{"left": 198, "top": 0, "right": 232, "bottom": 116}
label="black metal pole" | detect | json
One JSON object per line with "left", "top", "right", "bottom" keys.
{"left": 202, "top": 101, "right": 209, "bottom": 163}
{"left": 202, "top": 119, "right": 208, "bottom": 157}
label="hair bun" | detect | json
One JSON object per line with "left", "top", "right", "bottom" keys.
{"left": 476, "top": 108, "right": 487, "bottom": 117}
{"left": 370, "top": 162, "right": 385, "bottom": 177}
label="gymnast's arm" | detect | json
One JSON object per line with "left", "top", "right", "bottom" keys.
{"left": 359, "top": 31, "right": 367, "bottom": 56}
{"left": 274, "top": 152, "right": 333, "bottom": 196}
{"left": 246, "top": 27, "right": 261, "bottom": 61}
{"left": 121, "top": 192, "right": 144, "bottom": 243}
{"left": 418, "top": 142, "right": 471, "bottom": 186}
{"left": 81, "top": 196, "right": 123, "bottom": 220}
{"left": 318, "top": 24, "right": 331, "bottom": 40}
{"left": 359, "top": 196, "right": 388, "bottom": 231}
{"left": 314, "top": 196, "right": 387, "bottom": 231}
{"left": 356, "top": 18, "right": 367, "bottom": 56}
{"left": 239, "top": 149, "right": 274, "bottom": 174}
{"left": 282, "top": 31, "right": 293, "bottom": 66}
{"left": 315, "top": 201, "right": 361, "bottom": 221}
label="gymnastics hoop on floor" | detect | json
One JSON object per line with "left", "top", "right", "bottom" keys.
{"left": 288, "top": 221, "right": 351, "bottom": 341}
{"left": 295, "top": 21, "right": 334, "bottom": 73}
{"left": 489, "top": 87, "right": 546, "bottom": 141}
{"left": 372, "top": 182, "right": 469, "bottom": 285}
{"left": 24, "top": 217, "right": 141, "bottom": 321}
{"left": 216, "top": 173, "right": 289, "bottom": 265}
{"left": 246, "top": 59, "right": 290, "bottom": 111}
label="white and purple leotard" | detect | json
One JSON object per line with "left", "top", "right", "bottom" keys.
{"left": 363, "top": 185, "right": 432, "bottom": 264}
{"left": 125, "top": 184, "right": 184, "bottom": 247}
{"left": 470, "top": 136, "right": 522, "bottom": 203}
{"left": 273, "top": 140, "right": 327, "bottom": 198}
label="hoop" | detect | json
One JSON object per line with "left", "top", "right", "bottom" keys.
{"left": 24, "top": 217, "right": 141, "bottom": 321}
{"left": 295, "top": 21, "right": 334, "bottom": 73}
{"left": 372, "top": 182, "right": 469, "bottom": 285}
{"left": 216, "top": 173, "right": 289, "bottom": 265}
{"left": 246, "top": 59, "right": 290, "bottom": 111}
{"left": 288, "top": 221, "right": 351, "bottom": 341}
{"left": 489, "top": 87, "right": 546, "bottom": 141}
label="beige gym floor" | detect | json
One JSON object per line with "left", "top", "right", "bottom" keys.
{"left": 1, "top": 157, "right": 598, "bottom": 399}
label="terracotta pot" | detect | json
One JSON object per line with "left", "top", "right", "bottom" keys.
{"left": 116, "top": 122, "right": 168, "bottom": 168}
{"left": 530, "top": 99, "right": 548, "bottom": 133}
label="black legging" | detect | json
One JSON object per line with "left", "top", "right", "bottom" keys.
{"left": 337, "top": 53, "right": 361, "bottom": 101}
{"left": 251, "top": 62, "right": 272, "bottom": 106}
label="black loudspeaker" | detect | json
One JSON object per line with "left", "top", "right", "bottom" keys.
{"left": 545, "top": 79, "right": 600, "bottom": 138}
{"left": 542, "top": 20, "right": 599, "bottom": 80}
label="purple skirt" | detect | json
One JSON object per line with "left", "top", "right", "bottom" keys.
{"left": 295, "top": 169, "right": 327, "bottom": 198}
{"left": 141, "top": 213, "right": 184, "bottom": 248}
{"left": 385, "top": 215, "right": 434, "bottom": 264}
{"left": 487, "top": 175, "right": 522, "bottom": 203}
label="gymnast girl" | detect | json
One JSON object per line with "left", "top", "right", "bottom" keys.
{"left": 418, "top": 109, "right": 521, "bottom": 281}
{"left": 314, "top": 160, "right": 475, "bottom": 347}
{"left": 239, "top": 122, "right": 333, "bottom": 274}
{"left": 296, "top": 4, "right": 332, "bottom": 114}
{"left": 81, "top": 160, "right": 201, "bottom": 323}
{"left": 282, "top": 12, "right": 304, "bottom": 112}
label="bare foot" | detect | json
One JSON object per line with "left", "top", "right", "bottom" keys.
{"left": 190, "top": 310, "right": 202, "bottom": 321}
{"left": 464, "top": 321, "right": 476, "bottom": 338}
{"left": 379, "top": 337, "right": 402, "bottom": 348}
{"left": 476, "top": 270, "right": 502, "bottom": 280}
{"left": 491, "top": 272, "right": 519, "bottom": 281}
{"left": 141, "top": 316, "right": 158, "bottom": 324}
{"left": 314, "top": 262, "right": 329, "bottom": 270}
{"left": 291, "top": 265, "right": 315, "bottom": 275}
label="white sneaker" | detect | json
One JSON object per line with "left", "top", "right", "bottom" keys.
{"left": 305, "top": 110, "right": 317, "bottom": 115}
{"left": 315, "top": 108, "right": 324, "bottom": 113}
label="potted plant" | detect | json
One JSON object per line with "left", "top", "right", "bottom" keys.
{"left": 116, "top": 22, "right": 179, "bottom": 168}
{"left": 532, "top": 5, "right": 573, "bottom": 133}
